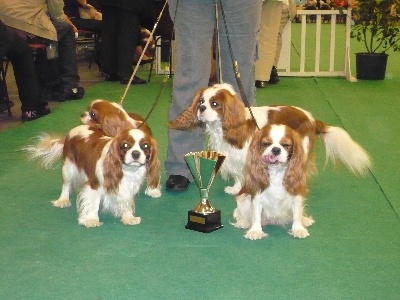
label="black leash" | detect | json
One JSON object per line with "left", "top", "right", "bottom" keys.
{"left": 217, "top": 0, "right": 260, "bottom": 129}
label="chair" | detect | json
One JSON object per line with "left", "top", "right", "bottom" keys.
{"left": 76, "top": 30, "right": 101, "bottom": 70}
{"left": 133, "top": 27, "right": 156, "bottom": 83}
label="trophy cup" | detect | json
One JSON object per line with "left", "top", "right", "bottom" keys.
{"left": 184, "top": 151, "right": 226, "bottom": 233}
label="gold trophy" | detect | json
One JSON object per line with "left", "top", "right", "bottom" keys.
{"left": 184, "top": 151, "right": 226, "bottom": 233}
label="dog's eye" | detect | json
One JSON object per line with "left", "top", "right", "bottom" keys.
{"left": 141, "top": 143, "right": 150, "bottom": 150}
{"left": 199, "top": 98, "right": 204, "bottom": 105}
{"left": 281, "top": 143, "right": 291, "bottom": 149}
{"left": 211, "top": 101, "right": 219, "bottom": 107}
{"left": 262, "top": 142, "right": 272, "bottom": 148}
{"left": 120, "top": 143, "right": 130, "bottom": 150}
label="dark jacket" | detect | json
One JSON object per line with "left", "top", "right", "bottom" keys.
{"left": 98, "top": 0, "right": 156, "bottom": 29}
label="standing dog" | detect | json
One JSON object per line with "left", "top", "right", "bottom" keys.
{"left": 169, "top": 83, "right": 371, "bottom": 195}
{"left": 24, "top": 126, "right": 161, "bottom": 227}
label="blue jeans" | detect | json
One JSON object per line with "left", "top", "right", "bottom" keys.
{"left": 165, "top": 0, "right": 262, "bottom": 180}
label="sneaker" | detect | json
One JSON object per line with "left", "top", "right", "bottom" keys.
{"left": 21, "top": 105, "right": 51, "bottom": 122}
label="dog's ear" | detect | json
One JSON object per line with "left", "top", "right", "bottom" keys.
{"left": 102, "top": 116, "right": 133, "bottom": 137}
{"left": 145, "top": 136, "right": 161, "bottom": 190}
{"left": 221, "top": 92, "right": 255, "bottom": 149}
{"left": 103, "top": 137, "right": 124, "bottom": 193}
{"left": 221, "top": 92, "right": 247, "bottom": 129}
{"left": 241, "top": 129, "right": 270, "bottom": 197}
{"left": 168, "top": 88, "right": 205, "bottom": 130}
{"left": 283, "top": 127, "right": 307, "bottom": 195}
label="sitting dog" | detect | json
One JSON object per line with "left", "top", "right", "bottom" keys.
{"left": 233, "top": 124, "right": 315, "bottom": 239}
{"left": 169, "top": 83, "right": 371, "bottom": 195}
{"left": 23, "top": 125, "right": 161, "bottom": 227}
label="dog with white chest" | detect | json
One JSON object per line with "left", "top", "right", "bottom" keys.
{"left": 234, "top": 124, "right": 314, "bottom": 239}
{"left": 169, "top": 83, "right": 372, "bottom": 196}
{"left": 24, "top": 125, "right": 161, "bottom": 227}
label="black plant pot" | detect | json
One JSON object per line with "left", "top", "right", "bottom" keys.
{"left": 356, "top": 53, "right": 388, "bottom": 80}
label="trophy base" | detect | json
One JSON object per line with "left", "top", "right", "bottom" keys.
{"left": 185, "top": 210, "right": 223, "bottom": 233}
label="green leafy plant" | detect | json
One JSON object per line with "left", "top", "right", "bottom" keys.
{"left": 351, "top": 0, "right": 400, "bottom": 53}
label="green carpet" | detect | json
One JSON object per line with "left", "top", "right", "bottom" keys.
{"left": 1, "top": 43, "right": 400, "bottom": 298}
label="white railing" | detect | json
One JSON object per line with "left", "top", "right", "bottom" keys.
{"left": 277, "top": 9, "right": 356, "bottom": 82}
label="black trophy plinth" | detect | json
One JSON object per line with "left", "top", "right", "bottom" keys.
{"left": 185, "top": 210, "right": 223, "bottom": 233}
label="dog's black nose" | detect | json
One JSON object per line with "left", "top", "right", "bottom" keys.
{"left": 271, "top": 147, "right": 281, "bottom": 156}
{"left": 199, "top": 105, "right": 206, "bottom": 113}
{"left": 131, "top": 150, "right": 141, "bottom": 160}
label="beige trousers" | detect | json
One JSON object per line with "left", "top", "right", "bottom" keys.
{"left": 255, "top": 1, "right": 289, "bottom": 81}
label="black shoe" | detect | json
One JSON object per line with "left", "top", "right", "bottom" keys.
{"left": 255, "top": 80, "right": 268, "bottom": 88}
{"left": 120, "top": 75, "right": 147, "bottom": 85}
{"left": 46, "top": 86, "right": 84, "bottom": 102}
{"left": 166, "top": 175, "right": 190, "bottom": 192}
{"left": 269, "top": 66, "right": 280, "bottom": 84}
{"left": 104, "top": 73, "right": 119, "bottom": 81}
{"left": 21, "top": 105, "right": 51, "bottom": 122}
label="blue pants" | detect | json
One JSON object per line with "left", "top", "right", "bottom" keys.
{"left": 165, "top": 0, "right": 262, "bottom": 180}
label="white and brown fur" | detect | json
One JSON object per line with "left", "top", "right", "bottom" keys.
{"left": 233, "top": 124, "right": 315, "bottom": 239}
{"left": 81, "top": 99, "right": 152, "bottom": 137}
{"left": 169, "top": 83, "right": 371, "bottom": 195}
{"left": 23, "top": 125, "right": 161, "bottom": 227}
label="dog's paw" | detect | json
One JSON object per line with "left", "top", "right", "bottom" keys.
{"left": 121, "top": 215, "right": 141, "bottom": 225}
{"left": 145, "top": 187, "right": 161, "bottom": 198}
{"left": 230, "top": 219, "right": 250, "bottom": 229}
{"left": 302, "top": 216, "right": 315, "bottom": 227}
{"left": 289, "top": 226, "right": 310, "bottom": 238}
{"left": 80, "top": 219, "right": 103, "bottom": 228}
{"left": 224, "top": 186, "right": 240, "bottom": 195}
{"left": 51, "top": 198, "right": 71, "bottom": 208}
{"left": 244, "top": 230, "right": 268, "bottom": 240}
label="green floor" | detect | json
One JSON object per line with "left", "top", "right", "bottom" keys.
{"left": 1, "top": 35, "right": 399, "bottom": 298}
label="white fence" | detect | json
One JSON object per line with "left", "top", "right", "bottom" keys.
{"left": 277, "top": 9, "right": 356, "bottom": 81}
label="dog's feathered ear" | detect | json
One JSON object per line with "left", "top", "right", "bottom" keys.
{"left": 145, "top": 137, "right": 161, "bottom": 190}
{"left": 168, "top": 88, "right": 206, "bottom": 130}
{"left": 221, "top": 91, "right": 255, "bottom": 149}
{"left": 102, "top": 116, "right": 133, "bottom": 137}
{"left": 283, "top": 127, "right": 307, "bottom": 196}
{"left": 241, "top": 129, "right": 270, "bottom": 197}
{"left": 221, "top": 92, "right": 247, "bottom": 129}
{"left": 103, "top": 137, "right": 124, "bottom": 193}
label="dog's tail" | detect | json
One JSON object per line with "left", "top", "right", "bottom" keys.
{"left": 22, "top": 133, "right": 65, "bottom": 169}
{"left": 316, "top": 120, "right": 372, "bottom": 176}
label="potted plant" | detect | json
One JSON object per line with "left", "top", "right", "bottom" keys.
{"left": 351, "top": 0, "right": 400, "bottom": 79}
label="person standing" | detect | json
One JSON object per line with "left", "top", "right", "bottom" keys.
{"left": 0, "top": 21, "right": 51, "bottom": 121}
{"left": 255, "top": 0, "right": 297, "bottom": 88}
{"left": 97, "top": 0, "right": 155, "bottom": 84}
{"left": 165, "top": 0, "right": 263, "bottom": 191}
{"left": 0, "top": 0, "right": 85, "bottom": 101}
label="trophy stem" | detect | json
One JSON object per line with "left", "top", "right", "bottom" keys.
{"left": 193, "top": 189, "right": 216, "bottom": 214}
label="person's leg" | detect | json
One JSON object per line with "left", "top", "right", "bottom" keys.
{"left": 71, "top": 18, "right": 102, "bottom": 33}
{"left": 116, "top": 8, "right": 141, "bottom": 79}
{"left": 254, "top": 1, "right": 282, "bottom": 84}
{"left": 273, "top": 5, "right": 290, "bottom": 67}
{"left": 100, "top": 5, "right": 118, "bottom": 76}
{"left": 165, "top": 0, "right": 215, "bottom": 183}
{"left": 4, "top": 27, "right": 50, "bottom": 119}
{"left": 218, "top": 0, "right": 263, "bottom": 105}
{"left": 52, "top": 20, "right": 81, "bottom": 90}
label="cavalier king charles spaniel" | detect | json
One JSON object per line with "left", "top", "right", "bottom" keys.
{"left": 24, "top": 125, "right": 161, "bottom": 227}
{"left": 233, "top": 124, "right": 315, "bottom": 239}
{"left": 81, "top": 99, "right": 152, "bottom": 137}
{"left": 169, "top": 83, "right": 371, "bottom": 195}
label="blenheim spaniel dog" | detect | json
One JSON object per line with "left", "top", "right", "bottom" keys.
{"left": 169, "top": 83, "right": 371, "bottom": 195}
{"left": 24, "top": 125, "right": 161, "bottom": 227}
